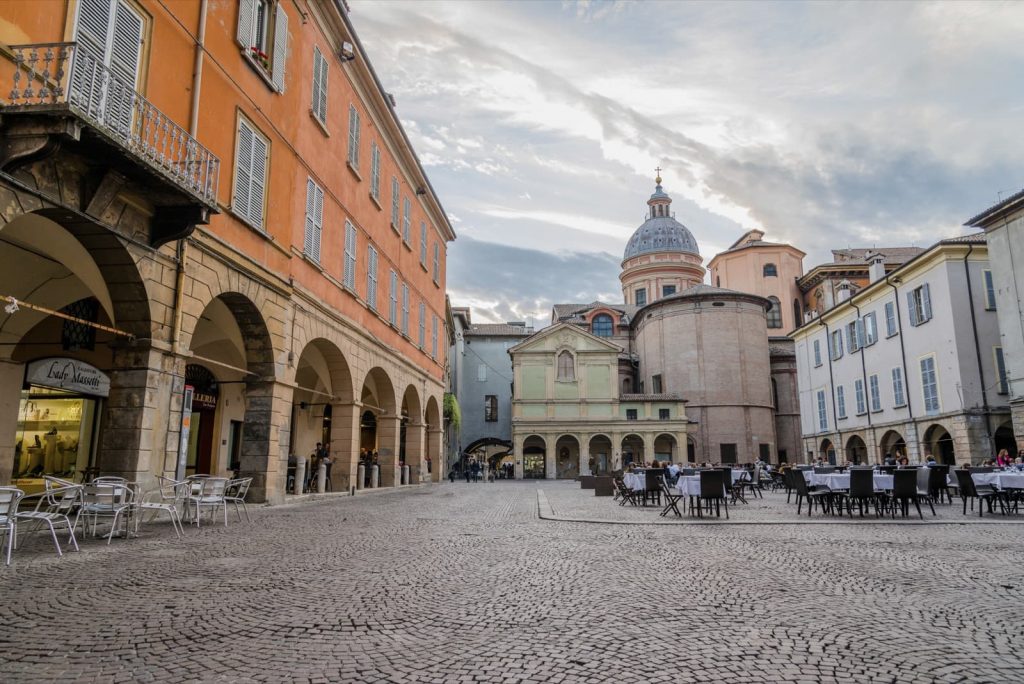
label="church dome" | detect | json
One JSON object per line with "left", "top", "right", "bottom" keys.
{"left": 623, "top": 176, "right": 700, "bottom": 260}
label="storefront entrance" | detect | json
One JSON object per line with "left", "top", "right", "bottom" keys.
{"left": 523, "top": 450, "right": 546, "bottom": 479}
{"left": 12, "top": 358, "right": 109, "bottom": 492}
{"left": 184, "top": 365, "right": 219, "bottom": 476}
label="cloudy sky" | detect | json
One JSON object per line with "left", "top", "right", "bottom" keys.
{"left": 352, "top": 0, "right": 1024, "bottom": 326}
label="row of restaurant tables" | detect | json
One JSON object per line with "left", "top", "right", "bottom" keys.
{"left": 623, "top": 469, "right": 749, "bottom": 497}
{"left": 801, "top": 468, "right": 1024, "bottom": 491}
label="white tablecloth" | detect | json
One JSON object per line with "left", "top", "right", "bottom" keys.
{"left": 809, "top": 473, "right": 894, "bottom": 491}
{"left": 972, "top": 472, "right": 1024, "bottom": 490}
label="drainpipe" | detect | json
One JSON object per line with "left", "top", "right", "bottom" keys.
{"left": 818, "top": 318, "right": 840, "bottom": 464}
{"left": 172, "top": 0, "right": 208, "bottom": 356}
{"left": 963, "top": 243, "right": 993, "bottom": 455}
{"left": 886, "top": 275, "right": 915, "bottom": 457}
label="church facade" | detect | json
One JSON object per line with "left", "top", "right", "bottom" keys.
{"left": 509, "top": 176, "right": 800, "bottom": 476}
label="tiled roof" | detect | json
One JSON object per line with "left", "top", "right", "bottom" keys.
{"left": 965, "top": 188, "right": 1024, "bottom": 227}
{"left": 938, "top": 232, "right": 987, "bottom": 245}
{"left": 828, "top": 247, "right": 924, "bottom": 265}
{"left": 465, "top": 324, "right": 532, "bottom": 336}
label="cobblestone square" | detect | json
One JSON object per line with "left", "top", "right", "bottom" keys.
{"left": 2, "top": 482, "right": 1024, "bottom": 683}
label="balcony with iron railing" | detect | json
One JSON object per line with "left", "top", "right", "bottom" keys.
{"left": 3, "top": 42, "right": 219, "bottom": 212}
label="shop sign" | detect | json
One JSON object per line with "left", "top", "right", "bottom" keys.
{"left": 176, "top": 386, "right": 194, "bottom": 481}
{"left": 192, "top": 391, "right": 218, "bottom": 410}
{"left": 26, "top": 358, "right": 110, "bottom": 397}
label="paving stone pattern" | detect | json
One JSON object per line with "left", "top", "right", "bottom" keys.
{"left": 1, "top": 481, "right": 1023, "bottom": 683}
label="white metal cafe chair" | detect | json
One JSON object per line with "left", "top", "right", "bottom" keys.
{"left": 80, "top": 482, "right": 134, "bottom": 544}
{"left": 15, "top": 484, "right": 83, "bottom": 556}
{"left": 136, "top": 478, "right": 188, "bottom": 538}
{"left": 224, "top": 477, "right": 253, "bottom": 523}
{"left": 0, "top": 486, "right": 24, "bottom": 565}
{"left": 187, "top": 477, "right": 229, "bottom": 528}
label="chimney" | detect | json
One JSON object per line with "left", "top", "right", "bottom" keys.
{"left": 866, "top": 251, "right": 886, "bottom": 283}
{"left": 837, "top": 279, "right": 853, "bottom": 303}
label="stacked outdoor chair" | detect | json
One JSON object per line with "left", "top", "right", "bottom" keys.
{"left": 16, "top": 483, "right": 84, "bottom": 555}
{"left": 224, "top": 477, "right": 253, "bottom": 522}
{"left": 0, "top": 487, "right": 24, "bottom": 565}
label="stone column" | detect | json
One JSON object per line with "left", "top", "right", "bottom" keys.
{"left": 238, "top": 378, "right": 293, "bottom": 504}
{"left": 100, "top": 345, "right": 181, "bottom": 494}
{"left": 577, "top": 433, "right": 591, "bottom": 475}
{"left": 404, "top": 421, "right": 425, "bottom": 484}
{"left": 0, "top": 361, "right": 25, "bottom": 486}
{"left": 545, "top": 433, "right": 556, "bottom": 479}
{"left": 330, "top": 401, "right": 360, "bottom": 493}
{"left": 377, "top": 414, "right": 401, "bottom": 487}
{"left": 514, "top": 435, "right": 524, "bottom": 480}
{"left": 426, "top": 426, "right": 443, "bottom": 483}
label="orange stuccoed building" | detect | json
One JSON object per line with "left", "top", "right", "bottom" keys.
{"left": 0, "top": 0, "right": 455, "bottom": 501}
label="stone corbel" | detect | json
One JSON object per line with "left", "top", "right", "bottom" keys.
{"left": 0, "top": 115, "right": 82, "bottom": 173}
{"left": 151, "top": 205, "right": 210, "bottom": 248}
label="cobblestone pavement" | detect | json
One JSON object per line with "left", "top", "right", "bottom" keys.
{"left": 2, "top": 481, "right": 1024, "bottom": 683}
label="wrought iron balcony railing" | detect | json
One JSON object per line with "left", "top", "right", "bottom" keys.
{"left": 5, "top": 42, "right": 219, "bottom": 208}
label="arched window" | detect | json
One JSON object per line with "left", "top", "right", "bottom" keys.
{"left": 763, "top": 263, "right": 778, "bottom": 277}
{"left": 622, "top": 377, "right": 632, "bottom": 394}
{"left": 556, "top": 350, "right": 575, "bottom": 381}
{"left": 766, "top": 296, "right": 783, "bottom": 328}
{"left": 793, "top": 298, "right": 802, "bottom": 326}
{"left": 591, "top": 314, "right": 613, "bottom": 338}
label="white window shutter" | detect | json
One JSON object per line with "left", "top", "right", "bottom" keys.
{"left": 271, "top": 4, "right": 288, "bottom": 92}
{"left": 313, "top": 185, "right": 323, "bottom": 261}
{"left": 237, "top": 0, "right": 255, "bottom": 46}
{"left": 233, "top": 121, "right": 254, "bottom": 221}
{"left": 304, "top": 178, "right": 316, "bottom": 257}
{"left": 318, "top": 50, "right": 328, "bottom": 119}
{"left": 311, "top": 48, "right": 322, "bottom": 118}
{"left": 856, "top": 319, "right": 865, "bottom": 348}
{"left": 907, "top": 291, "right": 918, "bottom": 326}
{"left": 922, "top": 283, "right": 932, "bottom": 321}
{"left": 249, "top": 132, "right": 267, "bottom": 227}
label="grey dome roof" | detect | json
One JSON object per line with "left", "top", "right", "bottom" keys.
{"left": 623, "top": 216, "right": 700, "bottom": 260}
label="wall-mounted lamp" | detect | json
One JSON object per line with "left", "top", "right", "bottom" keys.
{"left": 340, "top": 41, "right": 356, "bottom": 62}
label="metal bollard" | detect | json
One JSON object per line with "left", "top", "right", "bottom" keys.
{"left": 293, "top": 458, "right": 306, "bottom": 496}
{"left": 317, "top": 461, "right": 327, "bottom": 493}
{"left": 402, "top": 464, "right": 410, "bottom": 485}
{"left": 371, "top": 464, "right": 379, "bottom": 488}
{"left": 357, "top": 463, "right": 365, "bottom": 490}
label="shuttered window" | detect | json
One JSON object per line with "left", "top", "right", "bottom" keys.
{"left": 854, "top": 379, "right": 866, "bottom": 415}
{"left": 419, "top": 221, "right": 427, "bottom": 266}
{"left": 418, "top": 302, "right": 426, "bottom": 348}
{"left": 388, "top": 270, "right": 398, "bottom": 325}
{"left": 370, "top": 142, "right": 381, "bottom": 201}
{"left": 884, "top": 301, "right": 898, "bottom": 337}
{"left": 431, "top": 315, "right": 439, "bottom": 359}
{"left": 401, "top": 283, "right": 410, "bottom": 335}
{"left": 402, "top": 197, "right": 411, "bottom": 242}
{"left": 891, "top": 367, "right": 906, "bottom": 406}
{"left": 995, "top": 347, "right": 1008, "bottom": 394}
{"left": 836, "top": 386, "right": 847, "bottom": 419}
{"left": 908, "top": 283, "right": 932, "bottom": 326}
{"left": 869, "top": 374, "right": 881, "bottom": 412}
{"left": 343, "top": 221, "right": 357, "bottom": 290}
{"left": 311, "top": 46, "right": 328, "bottom": 124}
{"left": 920, "top": 356, "right": 940, "bottom": 414}
{"left": 816, "top": 390, "right": 828, "bottom": 431}
{"left": 303, "top": 177, "right": 323, "bottom": 262}
{"left": 983, "top": 270, "right": 997, "bottom": 310}
{"left": 432, "top": 242, "right": 440, "bottom": 283}
{"left": 813, "top": 339, "right": 822, "bottom": 367}
{"left": 237, "top": 0, "right": 288, "bottom": 92}
{"left": 347, "top": 104, "right": 360, "bottom": 169}
{"left": 72, "top": 0, "right": 144, "bottom": 136}
{"left": 232, "top": 118, "right": 269, "bottom": 229}
{"left": 390, "top": 177, "right": 400, "bottom": 229}
{"left": 366, "top": 245, "right": 378, "bottom": 311}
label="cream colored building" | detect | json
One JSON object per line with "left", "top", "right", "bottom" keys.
{"left": 509, "top": 323, "right": 688, "bottom": 478}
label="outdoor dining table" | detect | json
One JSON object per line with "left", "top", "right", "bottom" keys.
{"left": 809, "top": 472, "right": 894, "bottom": 491}
{"left": 971, "top": 472, "right": 1024, "bottom": 490}
{"left": 625, "top": 469, "right": 746, "bottom": 492}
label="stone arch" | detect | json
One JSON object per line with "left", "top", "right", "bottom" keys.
{"left": 922, "top": 423, "right": 955, "bottom": 465}
{"left": 360, "top": 366, "right": 400, "bottom": 485}
{"left": 844, "top": 434, "right": 867, "bottom": 464}
{"left": 654, "top": 433, "right": 677, "bottom": 463}
{"left": 424, "top": 394, "right": 442, "bottom": 482}
{"left": 686, "top": 435, "right": 697, "bottom": 463}
{"left": 554, "top": 434, "right": 580, "bottom": 479}
{"left": 587, "top": 434, "right": 613, "bottom": 475}
{"left": 621, "top": 433, "right": 645, "bottom": 467}
{"left": 0, "top": 210, "right": 154, "bottom": 485}
{"left": 819, "top": 438, "right": 836, "bottom": 464}
{"left": 522, "top": 434, "right": 547, "bottom": 479}
{"left": 878, "top": 429, "right": 906, "bottom": 463}
{"left": 400, "top": 385, "right": 424, "bottom": 483}
{"left": 188, "top": 291, "right": 277, "bottom": 499}
{"left": 994, "top": 420, "right": 1016, "bottom": 458}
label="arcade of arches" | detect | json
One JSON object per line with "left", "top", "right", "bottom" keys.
{"left": 808, "top": 416, "right": 1017, "bottom": 466}
{"left": 512, "top": 430, "right": 687, "bottom": 479}
{"left": 0, "top": 208, "right": 444, "bottom": 502}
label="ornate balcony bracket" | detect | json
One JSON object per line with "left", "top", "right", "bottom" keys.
{"left": 0, "top": 114, "right": 82, "bottom": 172}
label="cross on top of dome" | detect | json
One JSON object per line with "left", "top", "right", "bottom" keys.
{"left": 622, "top": 174, "right": 701, "bottom": 260}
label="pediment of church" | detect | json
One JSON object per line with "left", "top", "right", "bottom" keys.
{"left": 509, "top": 322, "right": 622, "bottom": 354}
